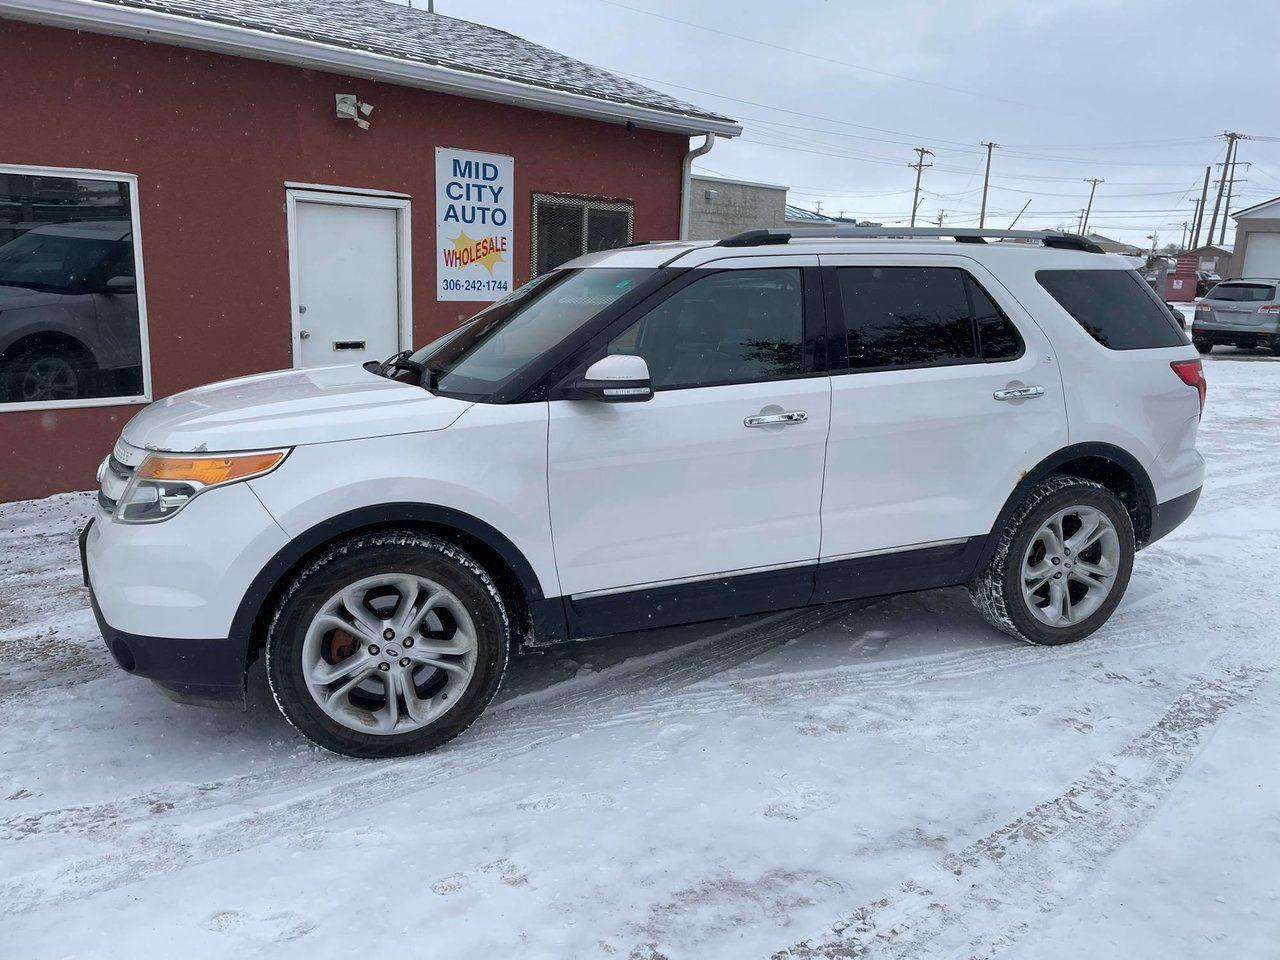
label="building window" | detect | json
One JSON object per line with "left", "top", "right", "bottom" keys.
{"left": 531, "top": 193, "right": 633, "bottom": 276}
{"left": 0, "top": 165, "right": 151, "bottom": 410}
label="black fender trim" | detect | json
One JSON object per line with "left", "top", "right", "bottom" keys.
{"left": 977, "top": 443, "right": 1158, "bottom": 572}
{"left": 228, "top": 503, "right": 566, "bottom": 665}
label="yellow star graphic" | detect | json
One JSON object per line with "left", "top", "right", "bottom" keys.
{"left": 452, "top": 230, "right": 506, "bottom": 275}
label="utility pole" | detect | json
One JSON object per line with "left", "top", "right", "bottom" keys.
{"left": 1219, "top": 159, "right": 1249, "bottom": 246}
{"left": 1076, "top": 209, "right": 1086, "bottom": 233}
{"left": 1205, "top": 132, "right": 1243, "bottom": 251}
{"left": 908, "top": 147, "right": 933, "bottom": 228}
{"left": 1081, "top": 178, "right": 1104, "bottom": 236}
{"left": 935, "top": 210, "right": 946, "bottom": 228}
{"left": 978, "top": 141, "right": 999, "bottom": 228}
{"left": 1179, "top": 221, "right": 1189, "bottom": 250}
{"left": 1190, "top": 199, "right": 1202, "bottom": 248}
{"left": 1190, "top": 164, "right": 1212, "bottom": 249}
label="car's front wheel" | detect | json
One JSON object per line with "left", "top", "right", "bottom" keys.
{"left": 968, "top": 476, "right": 1134, "bottom": 646}
{"left": 266, "top": 531, "right": 510, "bottom": 758}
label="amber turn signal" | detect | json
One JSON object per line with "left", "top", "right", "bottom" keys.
{"left": 137, "top": 451, "right": 287, "bottom": 487}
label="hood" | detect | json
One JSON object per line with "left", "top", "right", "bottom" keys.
{"left": 122, "top": 364, "right": 473, "bottom": 453}
{"left": 0, "top": 284, "right": 63, "bottom": 311}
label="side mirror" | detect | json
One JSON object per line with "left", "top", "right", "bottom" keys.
{"left": 104, "top": 275, "right": 135, "bottom": 294}
{"left": 574, "top": 354, "right": 653, "bottom": 402}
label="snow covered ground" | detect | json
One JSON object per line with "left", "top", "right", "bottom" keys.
{"left": 2, "top": 351, "right": 1278, "bottom": 960}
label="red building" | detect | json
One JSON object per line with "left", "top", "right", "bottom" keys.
{"left": 0, "top": 0, "right": 739, "bottom": 501}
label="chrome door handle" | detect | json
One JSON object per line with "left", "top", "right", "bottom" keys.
{"left": 993, "top": 385, "right": 1044, "bottom": 401}
{"left": 744, "top": 411, "right": 808, "bottom": 427}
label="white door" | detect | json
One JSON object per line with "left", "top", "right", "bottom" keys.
{"left": 817, "top": 255, "right": 1068, "bottom": 559}
{"left": 1242, "top": 233, "right": 1280, "bottom": 278}
{"left": 289, "top": 193, "right": 409, "bottom": 368}
{"left": 548, "top": 261, "right": 829, "bottom": 597}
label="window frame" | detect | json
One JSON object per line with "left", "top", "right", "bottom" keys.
{"left": 530, "top": 193, "right": 634, "bottom": 276}
{"left": 822, "top": 261, "right": 1025, "bottom": 375}
{"left": 0, "top": 163, "right": 153, "bottom": 413}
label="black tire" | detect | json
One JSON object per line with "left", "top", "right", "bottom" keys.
{"left": 968, "top": 476, "right": 1134, "bottom": 646}
{"left": 266, "top": 530, "right": 510, "bottom": 758}
{"left": 0, "top": 343, "right": 94, "bottom": 403}
{"left": 1194, "top": 341, "right": 1213, "bottom": 355}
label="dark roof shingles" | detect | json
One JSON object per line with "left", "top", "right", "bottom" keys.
{"left": 96, "top": 0, "right": 734, "bottom": 124}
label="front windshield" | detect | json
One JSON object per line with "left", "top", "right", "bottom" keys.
{"left": 412, "top": 268, "right": 652, "bottom": 397}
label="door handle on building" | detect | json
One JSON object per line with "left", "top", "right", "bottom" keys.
{"left": 993, "top": 385, "right": 1044, "bottom": 401}
{"left": 744, "top": 411, "right": 808, "bottom": 427}
{"left": 299, "top": 329, "right": 311, "bottom": 340}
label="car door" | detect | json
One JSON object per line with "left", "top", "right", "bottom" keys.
{"left": 814, "top": 254, "right": 1068, "bottom": 602}
{"left": 546, "top": 257, "right": 830, "bottom": 635}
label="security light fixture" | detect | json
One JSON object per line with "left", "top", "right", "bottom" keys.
{"left": 335, "top": 93, "right": 373, "bottom": 130}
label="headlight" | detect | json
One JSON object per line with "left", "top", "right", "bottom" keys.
{"left": 117, "top": 449, "right": 289, "bottom": 523}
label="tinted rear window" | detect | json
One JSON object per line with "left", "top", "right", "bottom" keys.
{"left": 1206, "top": 282, "right": 1276, "bottom": 302}
{"left": 1037, "top": 269, "right": 1187, "bottom": 350}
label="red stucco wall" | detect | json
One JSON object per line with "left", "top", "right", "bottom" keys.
{"left": 0, "top": 19, "right": 687, "bottom": 501}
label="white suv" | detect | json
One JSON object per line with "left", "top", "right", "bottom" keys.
{"left": 82, "top": 228, "right": 1206, "bottom": 758}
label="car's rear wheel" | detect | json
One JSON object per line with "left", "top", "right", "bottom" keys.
{"left": 266, "top": 531, "right": 510, "bottom": 758}
{"left": 968, "top": 476, "right": 1134, "bottom": 646}
{"left": 1194, "top": 341, "right": 1213, "bottom": 355}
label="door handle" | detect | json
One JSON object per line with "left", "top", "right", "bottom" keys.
{"left": 299, "top": 329, "right": 311, "bottom": 340}
{"left": 744, "top": 411, "right": 808, "bottom": 427}
{"left": 993, "top": 385, "right": 1044, "bottom": 401}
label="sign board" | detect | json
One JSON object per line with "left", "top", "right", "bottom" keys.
{"left": 435, "top": 147, "right": 514, "bottom": 302}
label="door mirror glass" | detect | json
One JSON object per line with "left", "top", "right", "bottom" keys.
{"left": 104, "top": 275, "right": 135, "bottom": 294}
{"left": 575, "top": 354, "right": 652, "bottom": 402}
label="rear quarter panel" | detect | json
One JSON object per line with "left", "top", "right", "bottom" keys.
{"left": 998, "top": 263, "right": 1203, "bottom": 503}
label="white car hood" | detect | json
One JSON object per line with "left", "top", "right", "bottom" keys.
{"left": 122, "top": 364, "right": 473, "bottom": 453}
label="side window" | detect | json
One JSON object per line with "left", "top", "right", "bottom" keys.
{"left": 969, "top": 276, "right": 1023, "bottom": 360}
{"left": 837, "top": 266, "right": 976, "bottom": 370}
{"left": 608, "top": 268, "right": 805, "bottom": 390}
{"left": 1037, "top": 269, "right": 1187, "bottom": 350}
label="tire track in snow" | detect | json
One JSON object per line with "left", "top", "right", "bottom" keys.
{"left": 770, "top": 662, "right": 1267, "bottom": 960}
{"left": 0, "top": 564, "right": 1239, "bottom": 849}
{"left": 0, "top": 601, "right": 863, "bottom": 914}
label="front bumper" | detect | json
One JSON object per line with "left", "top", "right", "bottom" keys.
{"left": 81, "top": 520, "right": 247, "bottom": 705}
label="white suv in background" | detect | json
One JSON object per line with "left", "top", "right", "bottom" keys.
{"left": 82, "top": 227, "right": 1206, "bottom": 758}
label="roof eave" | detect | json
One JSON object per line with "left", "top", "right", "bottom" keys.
{"left": 0, "top": 0, "right": 743, "bottom": 138}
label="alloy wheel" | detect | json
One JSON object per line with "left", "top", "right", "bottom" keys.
{"left": 20, "top": 356, "right": 79, "bottom": 402}
{"left": 1020, "top": 505, "right": 1120, "bottom": 627}
{"left": 301, "top": 573, "right": 478, "bottom": 735}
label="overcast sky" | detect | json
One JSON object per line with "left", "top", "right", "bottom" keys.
{"left": 408, "top": 0, "right": 1279, "bottom": 248}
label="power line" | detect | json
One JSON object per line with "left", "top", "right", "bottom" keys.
{"left": 592, "top": 0, "right": 1038, "bottom": 109}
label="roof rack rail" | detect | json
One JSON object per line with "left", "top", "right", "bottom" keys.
{"left": 717, "top": 226, "right": 1105, "bottom": 254}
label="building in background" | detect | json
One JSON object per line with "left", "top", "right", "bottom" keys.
{"left": 0, "top": 0, "right": 737, "bottom": 501}
{"left": 687, "top": 174, "right": 790, "bottom": 240}
{"left": 1229, "top": 197, "right": 1280, "bottom": 279}
{"left": 1182, "top": 243, "right": 1233, "bottom": 278}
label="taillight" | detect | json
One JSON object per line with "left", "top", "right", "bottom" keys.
{"left": 1195, "top": 301, "right": 1212, "bottom": 311}
{"left": 1171, "top": 359, "right": 1207, "bottom": 413}
{"left": 1260, "top": 304, "right": 1280, "bottom": 313}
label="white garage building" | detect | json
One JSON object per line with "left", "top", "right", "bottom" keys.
{"left": 1230, "top": 196, "right": 1280, "bottom": 279}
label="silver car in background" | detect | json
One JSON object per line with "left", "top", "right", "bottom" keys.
{"left": 1192, "top": 279, "right": 1280, "bottom": 355}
